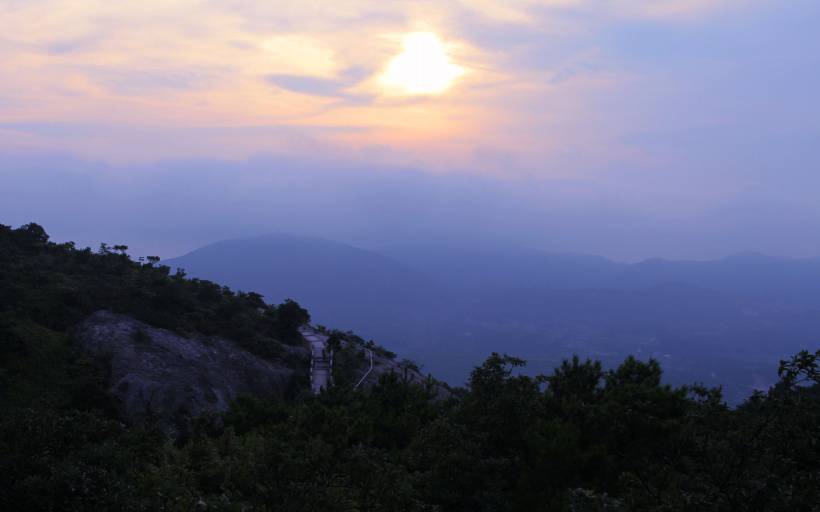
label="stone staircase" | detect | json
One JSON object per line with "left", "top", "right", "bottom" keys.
{"left": 301, "top": 326, "right": 333, "bottom": 394}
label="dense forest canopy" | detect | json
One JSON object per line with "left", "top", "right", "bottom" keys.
{"left": 0, "top": 223, "right": 818, "bottom": 511}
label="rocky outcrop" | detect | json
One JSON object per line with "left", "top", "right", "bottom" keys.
{"left": 74, "top": 311, "right": 304, "bottom": 430}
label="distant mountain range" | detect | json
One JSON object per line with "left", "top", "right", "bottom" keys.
{"left": 165, "top": 234, "right": 448, "bottom": 345}
{"left": 166, "top": 235, "right": 820, "bottom": 403}
{"left": 380, "top": 245, "right": 820, "bottom": 306}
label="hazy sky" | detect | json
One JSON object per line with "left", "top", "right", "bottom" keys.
{"left": 2, "top": 0, "right": 819, "bottom": 260}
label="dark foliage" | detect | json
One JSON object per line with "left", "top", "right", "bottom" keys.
{"left": 0, "top": 223, "right": 306, "bottom": 368}
{"left": 1, "top": 223, "right": 818, "bottom": 511}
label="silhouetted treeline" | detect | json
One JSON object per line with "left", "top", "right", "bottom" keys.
{"left": 1, "top": 223, "right": 818, "bottom": 511}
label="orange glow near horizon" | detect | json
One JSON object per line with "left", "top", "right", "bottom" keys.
{"left": 0, "top": 0, "right": 757, "bottom": 167}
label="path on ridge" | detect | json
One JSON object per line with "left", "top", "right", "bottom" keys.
{"left": 300, "top": 326, "right": 331, "bottom": 394}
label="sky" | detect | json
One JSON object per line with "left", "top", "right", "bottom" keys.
{"left": 2, "top": 0, "right": 820, "bottom": 261}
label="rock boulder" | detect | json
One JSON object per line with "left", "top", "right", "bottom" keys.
{"left": 74, "top": 311, "right": 302, "bottom": 429}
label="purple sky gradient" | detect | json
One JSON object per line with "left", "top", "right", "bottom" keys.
{"left": 1, "top": 0, "right": 819, "bottom": 260}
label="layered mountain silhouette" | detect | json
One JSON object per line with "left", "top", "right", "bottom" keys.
{"left": 165, "top": 234, "right": 448, "bottom": 348}
{"left": 167, "top": 235, "right": 820, "bottom": 403}
{"left": 382, "top": 245, "right": 820, "bottom": 306}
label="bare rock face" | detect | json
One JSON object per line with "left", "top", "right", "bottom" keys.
{"left": 74, "top": 311, "right": 301, "bottom": 429}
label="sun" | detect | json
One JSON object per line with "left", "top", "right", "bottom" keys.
{"left": 380, "top": 32, "right": 465, "bottom": 96}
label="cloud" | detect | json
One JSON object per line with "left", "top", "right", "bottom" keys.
{"left": 88, "top": 68, "right": 219, "bottom": 95}
{"left": 265, "top": 74, "right": 342, "bottom": 96}
{"left": 44, "top": 36, "right": 99, "bottom": 55}
{"left": 0, "top": 122, "right": 106, "bottom": 138}
{"left": 0, "top": 0, "right": 816, "bottom": 213}
{"left": 264, "top": 66, "right": 373, "bottom": 99}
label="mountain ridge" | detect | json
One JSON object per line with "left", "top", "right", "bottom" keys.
{"left": 164, "top": 233, "right": 820, "bottom": 403}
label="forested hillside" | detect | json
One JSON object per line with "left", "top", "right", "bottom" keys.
{"left": 1, "top": 223, "right": 818, "bottom": 511}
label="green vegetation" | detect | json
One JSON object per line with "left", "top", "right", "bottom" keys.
{"left": 316, "top": 327, "right": 399, "bottom": 387}
{"left": 0, "top": 223, "right": 309, "bottom": 407}
{"left": 1, "top": 223, "right": 818, "bottom": 511}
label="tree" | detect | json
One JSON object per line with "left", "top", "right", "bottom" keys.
{"left": 15, "top": 223, "right": 49, "bottom": 245}
{"left": 545, "top": 355, "right": 603, "bottom": 403}
{"left": 274, "top": 299, "right": 310, "bottom": 344}
{"left": 277, "top": 299, "right": 310, "bottom": 328}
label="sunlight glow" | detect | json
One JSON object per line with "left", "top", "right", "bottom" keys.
{"left": 379, "top": 32, "right": 465, "bottom": 95}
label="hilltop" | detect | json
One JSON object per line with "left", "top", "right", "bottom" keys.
{"left": 0, "top": 223, "right": 428, "bottom": 419}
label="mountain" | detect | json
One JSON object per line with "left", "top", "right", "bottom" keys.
{"left": 165, "top": 234, "right": 449, "bottom": 350}
{"left": 165, "top": 236, "right": 820, "bottom": 403}
{"left": 383, "top": 245, "right": 820, "bottom": 307}
{"left": 378, "top": 244, "right": 624, "bottom": 289}
{"left": 620, "top": 252, "right": 820, "bottom": 306}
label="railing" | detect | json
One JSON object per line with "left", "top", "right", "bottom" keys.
{"left": 354, "top": 349, "right": 374, "bottom": 390}
{"left": 305, "top": 326, "right": 333, "bottom": 394}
